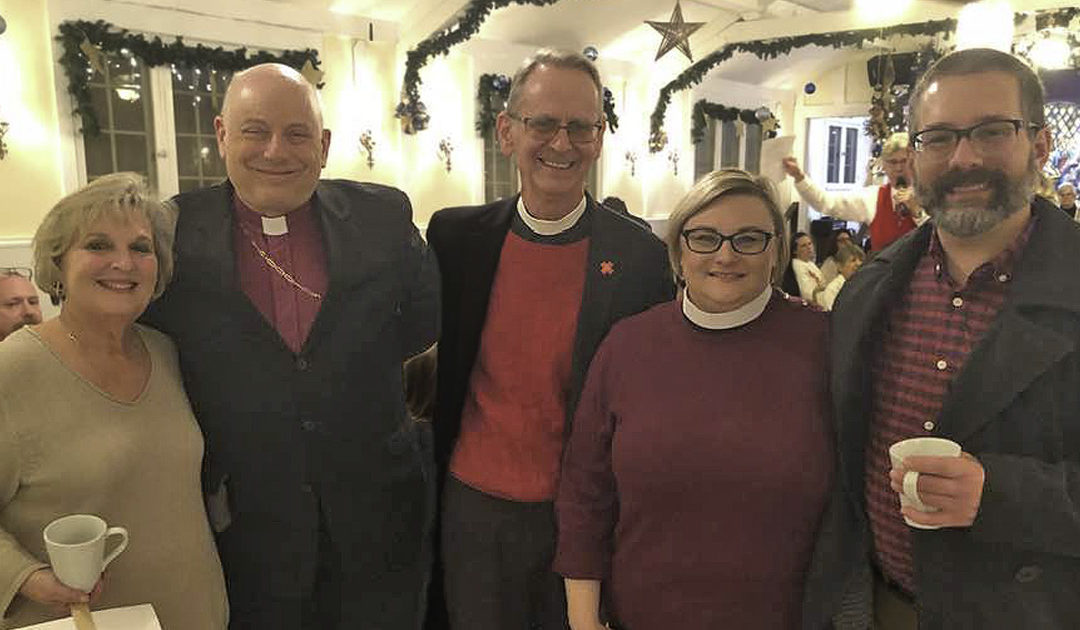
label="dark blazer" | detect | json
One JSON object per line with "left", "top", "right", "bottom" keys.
{"left": 803, "top": 198, "right": 1080, "bottom": 629}
{"left": 426, "top": 195, "right": 674, "bottom": 474}
{"left": 143, "top": 180, "right": 439, "bottom": 630}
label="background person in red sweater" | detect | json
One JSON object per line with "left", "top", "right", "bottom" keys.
{"left": 427, "top": 49, "right": 673, "bottom": 630}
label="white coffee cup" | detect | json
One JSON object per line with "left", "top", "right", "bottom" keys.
{"left": 888, "top": 437, "right": 962, "bottom": 530}
{"left": 43, "top": 514, "right": 128, "bottom": 592}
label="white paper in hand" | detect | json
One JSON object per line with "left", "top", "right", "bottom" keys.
{"left": 13, "top": 605, "right": 160, "bottom": 630}
{"left": 760, "top": 135, "right": 797, "bottom": 184}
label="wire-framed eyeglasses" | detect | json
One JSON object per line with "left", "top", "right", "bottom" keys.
{"left": 681, "top": 228, "right": 774, "bottom": 255}
{"left": 0, "top": 267, "right": 32, "bottom": 280}
{"left": 506, "top": 113, "right": 604, "bottom": 144}
{"left": 911, "top": 119, "right": 1042, "bottom": 158}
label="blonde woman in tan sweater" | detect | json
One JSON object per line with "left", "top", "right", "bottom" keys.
{"left": 0, "top": 173, "right": 227, "bottom": 629}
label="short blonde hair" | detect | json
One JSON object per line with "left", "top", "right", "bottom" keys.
{"left": 664, "top": 168, "right": 789, "bottom": 286}
{"left": 33, "top": 172, "right": 175, "bottom": 304}
{"left": 882, "top": 131, "right": 910, "bottom": 157}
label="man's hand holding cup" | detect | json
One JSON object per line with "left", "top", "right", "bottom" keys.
{"left": 889, "top": 437, "right": 985, "bottom": 529}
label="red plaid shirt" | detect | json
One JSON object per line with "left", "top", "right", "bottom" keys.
{"left": 865, "top": 217, "right": 1035, "bottom": 595}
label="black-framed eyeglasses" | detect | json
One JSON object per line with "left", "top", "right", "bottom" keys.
{"left": 911, "top": 119, "right": 1042, "bottom": 157}
{"left": 681, "top": 228, "right": 774, "bottom": 255}
{"left": 507, "top": 113, "right": 604, "bottom": 144}
{"left": 0, "top": 267, "right": 31, "bottom": 280}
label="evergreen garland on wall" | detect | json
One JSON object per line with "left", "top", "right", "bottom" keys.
{"left": 690, "top": 100, "right": 778, "bottom": 144}
{"left": 649, "top": 7, "right": 1080, "bottom": 152}
{"left": 57, "top": 20, "right": 320, "bottom": 137}
{"left": 399, "top": 0, "right": 564, "bottom": 134}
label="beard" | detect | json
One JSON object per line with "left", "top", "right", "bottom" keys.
{"left": 917, "top": 154, "right": 1038, "bottom": 238}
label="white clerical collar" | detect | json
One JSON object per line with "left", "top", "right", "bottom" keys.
{"left": 682, "top": 286, "right": 772, "bottom": 330}
{"left": 261, "top": 215, "right": 288, "bottom": 236}
{"left": 517, "top": 195, "right": 587, "bottom": 236}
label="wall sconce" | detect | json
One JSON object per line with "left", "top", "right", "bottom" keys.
{"left": 0, "top": 121, "right": 9, "bottom": 160}
{"left": 667, "top": 150, "right": 679, "bottom": 176}
{"left": 359, "top": 129, "right": 375, "bottom": 169}
{"left": 437, "top": 137, "right": 453, "bottom": 173}
{"left": 624, "top": 150, "right": 638, "bottom": 177}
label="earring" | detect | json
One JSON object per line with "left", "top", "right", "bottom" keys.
{"left": 51, "top": 280, "right": 65, "bottom": 301}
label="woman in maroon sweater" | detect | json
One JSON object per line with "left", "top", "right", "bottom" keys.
{"left": 554, "top": 169, "right": 833, "bottom": 630}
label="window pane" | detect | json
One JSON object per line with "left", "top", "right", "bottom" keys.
{"left": 744, "top": 124, "right": 763, "bottom": 175}
{"left": 196, "top": 95, "right": 216, "bottom": 135}
{"left": 115, "top": 134, "right": 151, "bottom": 175}
{"left": 179, "top": 178, "right": 202, "bottom": 193}
{"left": 174, "top": 94, "right": 197, "bottom": 134}
{"left": 89, "top": 87, "right": 111, "bottom": 132}
{"left": 176, "top": 136, "right": 202, "bottom": 177}
{"left": 843, "top": 128, "right": 858, "bottom": 184}
{"left": 201, "top": 138, "right": 224, "bottom": 178}
{"left": 111, "top": 87, "right": 148, "bottom": 132}
{"left": 720, "top": 121, "right": 739, "bottom": 168}
{"left": 694, "top": 118, "right": 716, "bottom": 182}
{"left": 84, "top": 133, "right": 114, "bottom": 177}
{"left": 826, "top": 126, "right": 841, "bottom": 183}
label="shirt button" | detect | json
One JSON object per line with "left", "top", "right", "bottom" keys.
{"left": 301, "top": 419, "right": 317, "bottom": 432}
{"left": 924, "top": 421, "right": 935, "bottom": 431}
{"left": 997, "top": 273, "right": 1010, "bottom": 283}
{"left": 952, "top": 296, "right": 964, "bottom": 308}
{"left": 300, "top": 483, "right": 314, "bottom": 494}
{"left": 296, "top": 357, "right": 309, "bottom": 371}
{"left": 936, "top": 359, "right": 948, "bottom": 371}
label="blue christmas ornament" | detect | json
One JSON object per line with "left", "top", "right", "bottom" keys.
{"left": 493, "top": 74, "right": 510, "bottom": 91}
{"left": 583, "top": 46, "right": 599, "bottom": 61}
{"left": 804, "top": 82, "right": 816, "bottom": 95}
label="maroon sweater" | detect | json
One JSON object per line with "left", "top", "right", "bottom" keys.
{"left": 451, "top": 222, "right": 589, "bottom": 501}
{"left": 554, "top": 296, "right": 832, "bottom": 629}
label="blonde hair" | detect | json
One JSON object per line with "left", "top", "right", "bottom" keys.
{"left": 882, "top": 132, "right": 910, "bottom": 157}
{"left": 664, "top": 168, "right": 789, "bottom": 286}
{"left": 33, "top": 172, "right": 175, "bottom": 304}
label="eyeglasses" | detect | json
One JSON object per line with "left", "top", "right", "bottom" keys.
{"left": 681, "top": 228, "right": 774, "bottom": 255}
{"left": 911, "top": 119, "right": 1042, "bottom": 158}
{"left": 0, "top": 267, "right": 31, "bottom": 280}
{"left": 507, "top": 113, "right": 604, "bottom": 144}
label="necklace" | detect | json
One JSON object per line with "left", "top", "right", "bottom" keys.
{"left": 241, "top": 228, "right": 323, "bottom": 301}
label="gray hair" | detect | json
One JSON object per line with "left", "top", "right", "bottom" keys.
{"left": 910, "top": 48, "right": 1045, "bottom": 132}
{"left": 506, "top": 48, "right": 603, "bottom": 114}
{"left": 33, "top": 172, "right": 175, "bottom": 304}
{"left": 664, "top": 168, "right": 789, "bottom": 286}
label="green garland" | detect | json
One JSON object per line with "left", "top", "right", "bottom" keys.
{"left": 649, "top": 7, "right": 1080, "bottom": 152}
{"left": 57, "top": 20, "right": 321, "bottom": 137}
{"left": 690, "top": 100, "right": 778, "bottom": 144}
{"left": 399, "top": 0, "right": 564, "bottom": 134}
{"left": 475, "top": 73, "right": 620, "bottom": 136}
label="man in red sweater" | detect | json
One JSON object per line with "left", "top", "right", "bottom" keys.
{"left": 426, "top": 50, "right": 673, "bottom": 630}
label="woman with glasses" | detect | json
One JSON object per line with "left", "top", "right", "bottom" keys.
{"left": 0, "top": 173, "right": 227, "bottom": 628}
{"left": 554, "top": 169, "right": 833, "bottom": 630}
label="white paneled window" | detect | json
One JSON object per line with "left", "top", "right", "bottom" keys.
{"left": 82, "top": 49, "right": 157, "bottom": 183}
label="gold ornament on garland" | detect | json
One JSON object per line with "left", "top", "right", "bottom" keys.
{"left": 646, "top": 1, "right": 705, "bottom": 62}
{"left": 299, "top": 59, "right": 324, "bottom": 87}
{"left": 79, "top": 36, "right": 107, "bottom": 75}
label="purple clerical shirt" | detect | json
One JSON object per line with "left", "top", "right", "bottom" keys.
{"left": 232, "top": 195, "right": 328, "bottom": 354}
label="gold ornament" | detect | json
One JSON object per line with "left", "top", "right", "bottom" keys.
{"left": 299, "top": 59, "right": 324, "bottom": 86}
{"left": 80, "top": 36, "right": 107, "bottom": 75}
{"left": 646, "top": 1, "right": 705, "bottom": 62}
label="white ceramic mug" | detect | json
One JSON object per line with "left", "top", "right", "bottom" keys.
{"left": 43, "top": 514, "right": 128, "bottom": 592}
{"left": 888, "top": 437, "right": 962, "bottom": 529}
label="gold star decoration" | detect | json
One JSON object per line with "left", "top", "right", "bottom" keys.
{"left": 80, "top": 36, "right": 107, "bottom": 75}
{"left": 646, "top": 1, "right": 705, "bottom": 62}
{"left": 300, "top": 59, "right": 324, "bottom": 86}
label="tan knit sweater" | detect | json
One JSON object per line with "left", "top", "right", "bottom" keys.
{"left": 0, "top": 325, "right": 227, "bottom": 629}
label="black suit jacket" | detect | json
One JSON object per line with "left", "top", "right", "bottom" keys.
{"left": 803, "top": 199, "right": 1080, "bottom": 629}
{"left": 143, "top": 180, "right": 439, "bottom": 629}
{"left": 426, "top": 195, "right": 674, "bottom": 474}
